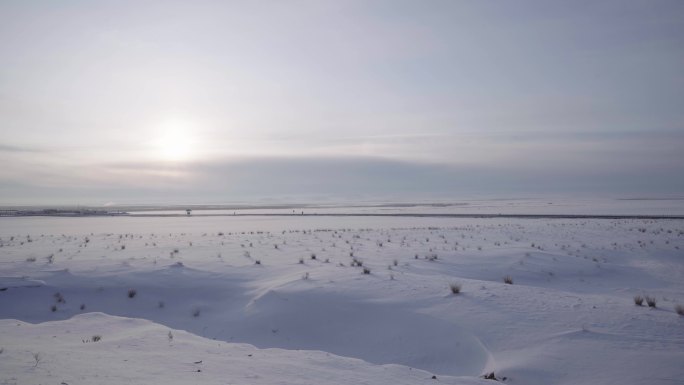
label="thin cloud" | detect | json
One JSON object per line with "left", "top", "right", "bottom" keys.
{"left": 0, "top": 144, "right": 41, "bottom": 153}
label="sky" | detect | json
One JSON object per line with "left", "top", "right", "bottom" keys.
{"left": 1, "top": 0, "right": 683, "bottom": 205}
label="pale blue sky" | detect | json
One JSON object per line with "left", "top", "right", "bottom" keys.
{"left": 1, "top": 1, "right": 683, "bottom": 204}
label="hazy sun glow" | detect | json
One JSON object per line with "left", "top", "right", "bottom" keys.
{"left": 152, "top": 119, "right": 198, "bottom": 162}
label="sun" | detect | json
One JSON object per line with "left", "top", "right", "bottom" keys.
{"left": 153, "top": 119, "right": 197, "bottom": 162}
{"left": 158, "top": 129, "right": 191, "bottom": 161}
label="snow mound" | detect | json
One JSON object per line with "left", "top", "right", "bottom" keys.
{"left": 0, "top": 313, "right": 489, "bottom": 385}
{"left": 0, "top": 267, "right": 492, "bottom": 376}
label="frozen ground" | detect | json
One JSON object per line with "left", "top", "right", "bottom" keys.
{"left": 1, "top": 214, "right": 683, "bottom": 384}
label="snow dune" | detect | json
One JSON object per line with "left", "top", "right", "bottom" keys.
{"left": 0, "top": 264, "right": 493, "bottom": 377}
{"left": 0, "top": 313, "right": 488, "bottom": 385}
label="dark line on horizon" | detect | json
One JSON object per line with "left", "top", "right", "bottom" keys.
{"left": 127, "top": 213, "right": 684, "bottom": 220}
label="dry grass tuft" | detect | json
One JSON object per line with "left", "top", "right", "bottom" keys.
{"left": 449, "top": 283, "right": 461, "bottom": 294}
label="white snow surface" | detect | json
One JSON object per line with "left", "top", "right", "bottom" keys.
{"left": 1, "top": 215, "right": 683, "bottom": 384}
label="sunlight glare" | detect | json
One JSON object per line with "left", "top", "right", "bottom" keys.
{"left": 153, "top": 119, "right": 197, "bottom": 162}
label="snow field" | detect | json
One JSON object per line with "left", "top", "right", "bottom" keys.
{"left": 1, "top": 217, "right": 683, "bottom": 384}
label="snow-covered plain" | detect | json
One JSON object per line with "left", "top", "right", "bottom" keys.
{"left": 1, "top": 213, "right": 683, "bottom": 384}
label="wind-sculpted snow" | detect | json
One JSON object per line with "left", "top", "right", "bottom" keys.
{"left": 0, "top": 266, "right": 492, "bottom": 376}
{"left": 1, "top": 217, "right": 683, "bottom": 384}
{"left": 0, "top": 313, "right": 490, "bottom": 385}
{"left": 240, "top": 289, "right": 493, "bottom": 376}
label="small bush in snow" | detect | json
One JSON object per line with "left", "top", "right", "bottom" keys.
{"left": 50, "top": 305, "right": 57, "bottom": 312}
{"left": 128, "top": 289, "right": 137, "bottom": 298}
{"left": 503, "top": 276, "right": 513, "bottom": 285}
{"left": 482, "top": 372, "right": 506, "bottom": 381}
{"left": 633, "top": 295, "right": 644, "bottom": 306}
{"left": 91, "top": 335, "right": 102, "bottom": 342}
{"left": 675, "top": 304, "right": 684, "bottom": 316}
{"left": 255, "top": 259, "right": 261, "bottom": 265}
{"left": 193, "top": 308, "right": 201, "bottom": 317}
{"left": 645, "top": 295, "right": 657, "bottom": 308}
{"left": 362, "top": 267, "right": 371, "bottom": 274}
{"left": 450, "top": 283, "right": 462, "bottom": 294}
